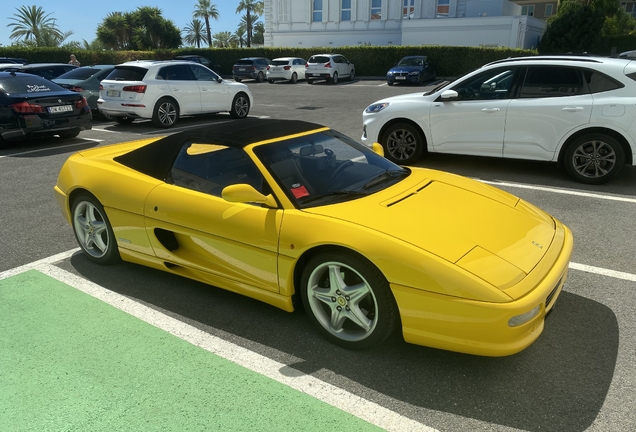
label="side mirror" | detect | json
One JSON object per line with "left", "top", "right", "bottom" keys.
{"left": 217, "top": 77, "right": 223, "bottom": 83}
{"left": 440, "top": 90, "right": 459, "bottom": 100}
{"left": 222, "top": 184, "right": 277, "bottom": 208}
{"left": 372, "top": 142, "right": 385, "bottom": 157}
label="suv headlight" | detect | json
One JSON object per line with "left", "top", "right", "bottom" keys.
{"left": 409, "top": 71, "right": 420, "bottom": 76}
{"left": 365, "top": 103, "right": 390, "bottom": 113}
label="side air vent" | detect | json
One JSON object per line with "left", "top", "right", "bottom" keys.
{"left": 155, "top": 228, "right": 179, "bottom": 251}
{"left": 384, "top": 181, "right": 432, "bottom": 207}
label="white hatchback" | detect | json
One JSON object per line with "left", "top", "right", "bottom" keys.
{"left": 363, "top": 55, "right": 636, "bottom": 184}
{"left": 267, "top": 57, "right": 306, "bottom": 84}
{"left": 98, "top": 60, "right": 253, "bottom": 128}
{"left": 305, "top": 54, "right": 355, "bottom": 85}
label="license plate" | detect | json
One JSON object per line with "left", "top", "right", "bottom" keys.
{"left": 48, "top": 105, "right": 73, "bottom": 114}
{"left": 106, "top": 90, "right": 120, "bottom": 97}
{"left": 396, "top": 76, "right": 406, "bottom": 80}
{"left": 312, "top": 73, "right": 320, "bottom": 76}
{"left": 239, "top": 68, "right": 245, "bottom": 71}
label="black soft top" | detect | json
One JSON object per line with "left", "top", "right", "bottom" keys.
{"left": 114, "top": 118, "right": 325, "bottom": 180}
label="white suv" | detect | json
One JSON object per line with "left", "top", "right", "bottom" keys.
{"left": 305, "top": 54, "right": 355, "bottom": 84}
{"left": 362, "top": 55, "right": 636, "bottom": 184}
{"left": 98, "top": 60, "right": 253, "bottom": 128}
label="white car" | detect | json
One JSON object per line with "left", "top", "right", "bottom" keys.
{"left": 305, "top": 54, "right": 355, "bottom": 84}
{"left": 362, "top": 55, "right": 636, "bottom": 184}
{"left": 267, "top": 57, "right": 306, "bottom": 83}
{"left": 98, "top": 60, "right": 253, "bottom": 128}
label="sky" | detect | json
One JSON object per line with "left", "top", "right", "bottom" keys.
{"left": 1, "top": 1, "right": 245, "bottom": 47}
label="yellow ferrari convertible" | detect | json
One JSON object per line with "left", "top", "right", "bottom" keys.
{"left": 55, "top": 119, "right": 573, "bottom": 356}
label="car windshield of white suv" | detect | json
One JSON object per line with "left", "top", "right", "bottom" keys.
{"left": 254, "top": 131, "right": 409, "bottom": 208}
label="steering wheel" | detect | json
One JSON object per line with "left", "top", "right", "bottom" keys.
{"left": 329, "top": 160, "right": 354, "bottom": 184}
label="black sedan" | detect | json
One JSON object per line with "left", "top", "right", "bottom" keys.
{"left": 386, "top": 56, "right": 436, "bottom": 86}
{"left": 0, "top": 72, "right": 92, "bottom": 146}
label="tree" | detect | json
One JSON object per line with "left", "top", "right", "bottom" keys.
{"left": 193, "top": 0, "right": 219, "bottom": 48}
{"left": 539, "top": 3, "right": 606, "bottom": 53}
{"left": 236, "top": 0, "right": 263, "bottom": 47}
{"left": 96, "top": 7, "right": 181, "bottom": 50}
{"left": 183, "top": 19, "right": 208, "bottom": 48}
{"left": 212, "top": 31, "right": 236, "bottom": 48}
{"left": 7, "top": 5, "right": 64, "bottom": 46}
{"left": 234, "top": 28, "right": 246, "bottom": 48}
{"left": 237, "top": 13, "right": 263, "bottom": 47}
{"left": 252, "top": 21, "right": 265, "bottom": 45}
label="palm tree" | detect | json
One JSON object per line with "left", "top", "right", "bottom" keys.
{"left": 212, "top": 31, "right": 237, "bottom": 48}
{"left": 183, "top": 19, "right": 208, "bottom": 48}
{"left": 236, "top": 0, "right": 263, "bottom": 47}
{"left": 7, "top": 5, "right": 63, "bottom": 45}
{"left": 234, "top": 28, "right": 246, "bottom": 48}
{"left": 193, "top": 0, "right": 219, "bottom": 48}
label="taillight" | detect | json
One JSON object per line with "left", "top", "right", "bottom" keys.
{"left": 305, "top": 62, "right": 308, "bottom": 68}
{"left": 267, "top": 65, "right": 270, "bottom": 70}
{"left": 75, "top": 97, "right": 88, "bottom": 109}
{"left": 283, "top": 65, "right": 291, "bottom": 70}
{"left": 122, "top": 85, "right": 147, "bottom": 93}
{"left": 99, "top": 84, "right": 104, "bottom": 90}
{"left": 10, "top": 101, "right": 45, "bottom": 113}
{"left": 249, "top": 66, "right": 255, "bottom": 70}
{"left": 324, "top": 62, "right": 332, "bottom": 68}
{"left": 69, "top": 86, "right": 84, "bottom": 92}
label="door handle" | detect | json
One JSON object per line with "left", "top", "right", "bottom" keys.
{"left": 562, "top": 107, "right": 584, "bottom": 112}
{"left": 481, "top": 108, "right": 500, "bottom": 113}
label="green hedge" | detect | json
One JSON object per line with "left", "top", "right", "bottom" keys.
{"left": 0, "top": 45, "right": 536, "bottom": 77}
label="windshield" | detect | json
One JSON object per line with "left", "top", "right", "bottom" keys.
{"left": 56, "top": 68, "right": 101, "bottom": 80}
{"left": 398, "top": 57, "right": 425, "bottom": 67}
{"left": 254, "top": 131, "right": 409, "bottom": 208}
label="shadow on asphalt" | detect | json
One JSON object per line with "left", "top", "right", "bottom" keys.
{"left": 66, "top": 253, "right": 619, "bottom": 432}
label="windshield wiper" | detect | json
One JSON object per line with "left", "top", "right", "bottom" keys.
{"left": 362, "top": 170, "right": 409, "bottom": 189}
{"left": 300, "top": 190, "right": 368, "bottom": 204}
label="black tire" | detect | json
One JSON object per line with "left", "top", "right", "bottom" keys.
{"left": 349, "top": 69, "right": 355, "bottom": 81}
{"left": 114, "top": 116, "right": 134, "bottom": 124}
{"left": 268, "top": 79, "right": 275, "bottom": 84}
{"left": 291, "top": 72, "right": 298, "bottom": 83}
{"left": 387, "top": 81, "right": 394, "bottom": 86}
{"left": 300, "top": 250, "right": 399, "bottom": 350}
{"left": 307, "top": 79, "right": 314, "bottom": 85}
{"left": 381, "top": 123, "right": 425, "bottom": 165}
{"left": 234, "top": 77, "right": 242, "bottom": 82}
{"left": 152, "top": 97, "right": 178, "bottom": 128}
{"left": 330, "top": 72, "right": 339, "bottom": 84}
{"left": 58, "top": 129, "right": 80, "bottom": 139}
{"left": 256, "top": 71, "right": 265, "bottom": 83}
{"left": 230, "top": 92, "right": 250, "bottom": 119}
{"left": 71, "top": 193, "right": 120, "bottom": 265}
{"left": 564, "top": 133, "right": 625, "bottom": 184}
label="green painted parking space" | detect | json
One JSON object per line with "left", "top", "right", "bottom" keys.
{"left": 0, "top": 270, "right": 381, "bottom": 431}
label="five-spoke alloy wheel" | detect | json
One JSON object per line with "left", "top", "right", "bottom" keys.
{"left": 301, "top": 251, "right": 398, "bottom": 349}
{"left": 71, "top": 194, "right": 120, "bottom": 265}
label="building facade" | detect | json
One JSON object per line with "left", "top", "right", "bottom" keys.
{"left": 511, "top": 0, "right": 557, "bottom": 20}
{"left": 263, "top": 0, "right": 546, "bottom": 49}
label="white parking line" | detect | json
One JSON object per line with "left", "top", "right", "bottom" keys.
{"left": 91, "top": 128, "right": 121, "bottom": 133}
{"left": 0, "top": 256, "right": 435, "bottom": 432}
{"left": 481, "top": 180, "right": 636, "bottom": 204}
{"left": 0, "top": 140, "right": 103, "bottom": 159}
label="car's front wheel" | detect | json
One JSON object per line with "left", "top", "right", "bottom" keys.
{"left": 152, "top": 98, "right": 178, "bottom": 128}
{"left": 230, "top": 92, "right": 250, "bottom": 119}
{"left": 300, "top": 250, "right": 399, "bottom": 350}
{"left": 349, "top": 69, "right": 355, "bottom": 81}
{"left": 381, "top": 123, "right": 425, "bottom": 165}
{"left": 71, "top": 194, "right": 120, "bottom": 265}
{"left": 564, "top": 133, "right": 625, "bottom": 184}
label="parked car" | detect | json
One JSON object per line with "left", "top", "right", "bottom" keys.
{"left": 0, "top": 57, "right": 27, "bottom": 64}
{"left": 55, "top": 118, "right": 572, "bottom": 356}
{"left": 173, "top": 55, "right": 222, "bottom": 75}
{"left": 98, "top": 60, "right": 253, "bottom": 128}
{"left": 232, "top": 57, "right": 271, "bottom": 83}
{"left": 363, "top": 55, "right": 636, "bottom": 184}
{"left": 305, "top": 54, "right": 355, "bottom": 84}
{"left": 53, "top": 65, "right": 115, "bottom": 118}
{"left": 0, "top": 71, "right": 92, "bottom": 145}
{"left": 266, "top": 57, "right": 306, "bottom": 83}
{"left": 0, "top": 63, "right": 77, "bottom": 80}
{"left": 386, "top": 55, "right": 436, "bottom": 86}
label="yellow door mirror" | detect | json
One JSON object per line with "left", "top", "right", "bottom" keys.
{"left": 372, "top": 142, "right": 385, "bottom": 157}
{"left": 222, "top": 184, "right": 277, "bottom": 208}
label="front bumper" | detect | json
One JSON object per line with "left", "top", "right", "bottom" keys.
{"left": 392, "top": 221, "right": 573, "bottom": 356}
{"left": 387, "top": 74, "right": 420, "bottom": 84}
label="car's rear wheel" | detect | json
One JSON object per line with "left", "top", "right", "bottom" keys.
{"left": 230, "top": 92, "right": 250, "bottom": 119}
{"left": 58, "top": 129, "right": 80, "bottom": 139}
{"left": 256, "top": 72, "right": 265, "bottom": 83}
{"left": 331, "top": 72, "right": 339, "bottom": 84}
{"left": 114, "top": 116, "right": 134, "bottom": 124}
{"left": 152, "top": 98, "right": 178, "bottom": 128}
{"left": 291, "top": 72, "right": 298, "bottom": 83}
{"left": 234, "top": 77, "right": 242, "bottom": 82}
{"left": 381, "top": 123, "right": 425, "bottom": 165}
{"left": 300, "top": 250, "right": 398, "bottom": 350}
{"left": 564, "top": 133, "right": 625, "bottom": 184}
{"left": 268, "top": 79, "right": 275, "bottom": 84}
{"left": 71, "top": 194, "right": 120, "bottom": 265}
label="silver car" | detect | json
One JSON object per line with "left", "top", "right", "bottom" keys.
{"left": 305, "top": 54, "right": 355, "bottom": 84}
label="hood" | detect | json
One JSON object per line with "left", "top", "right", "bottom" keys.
{"left": 388, "top": 65, "right": 422, "bottom": 74}
{"left": 305, "top": 170, "right": 556, "bottom": 292}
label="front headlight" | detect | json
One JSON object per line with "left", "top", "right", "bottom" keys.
{"left": 365, "top": 102, "right": 390, "bottom": 113}
{"left": 408, "top": 71, "right": 420, "bottom": 76}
